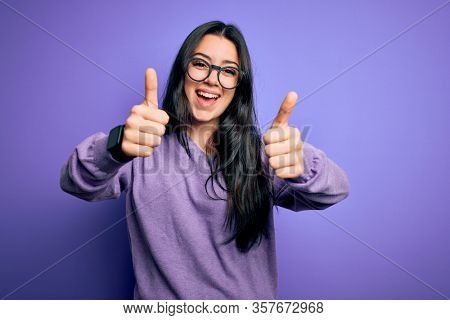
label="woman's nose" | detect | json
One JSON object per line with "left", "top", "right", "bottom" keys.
{"left": 204, "top": 69, "right": 220, "bottom": 86}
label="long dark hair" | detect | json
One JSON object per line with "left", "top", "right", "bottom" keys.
{"left": 162, "top": 21, "right": 275, "bottom": 252}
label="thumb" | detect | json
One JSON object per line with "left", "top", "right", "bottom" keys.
{"left": 271, "top": 91, "right": 298, "bottom": 128}
{"left": 144, "top": 68, "right": 158, "bottom": 108}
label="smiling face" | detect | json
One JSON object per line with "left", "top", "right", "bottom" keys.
{"left": 184, "top": 34, "right": 239, "bottom": 129}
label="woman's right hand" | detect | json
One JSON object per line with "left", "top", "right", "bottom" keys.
{"left": 122, "top": 68, "right": 170, "bottom": 158}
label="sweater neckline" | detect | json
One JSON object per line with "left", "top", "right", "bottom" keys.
{"left": 186, "top": 134, "right": 207, "bottom": 156}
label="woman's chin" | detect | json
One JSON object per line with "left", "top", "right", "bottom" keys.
{"left": 191, "top": 110, "right": 217, "bottom": 125}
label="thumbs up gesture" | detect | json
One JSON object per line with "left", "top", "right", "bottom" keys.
{"left": 263, "top": 92, "right": 304, "bottom": 179}
{"left": 121, "top": 68, "right": 170, "bottom": 158}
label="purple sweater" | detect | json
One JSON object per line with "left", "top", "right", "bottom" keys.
{"left": 60, "top": 132, "right": 349, "bottom": 299}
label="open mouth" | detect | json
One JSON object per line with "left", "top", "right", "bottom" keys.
{"left": 196, "top": 90, "right": 220, "bottom": 101}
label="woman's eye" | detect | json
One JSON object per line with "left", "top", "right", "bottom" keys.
{"left": 223, "top": 68, "right": 237, "bottom": 76}
{"left": 192, "top": 60, "right": 208, "bottom": 68}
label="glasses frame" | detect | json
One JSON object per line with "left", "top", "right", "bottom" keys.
{"left": 186, "top": 57, "right": 244, "bottom": 90}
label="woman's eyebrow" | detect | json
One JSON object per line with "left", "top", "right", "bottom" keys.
{"left": 193, "top": 52, "right": 239, "bottom": 67}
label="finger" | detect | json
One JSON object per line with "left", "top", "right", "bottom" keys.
{"left": 275, "top": 164, "right": 304, "bottom": 179}
{"left": 268, "top": 152, "right": 302, "bottom": 169}
{"left": 144, "top": 68, "right": 158, "bottom": 108}
{"left": 122, "top": 141, "right": 153, "bottom": 157}
{"left": 264, "top": 138, "right": 302, "bottom": 157}
{"left": 263, "top": 126, "right": 293, "bottom": 144}
{"left": 142, "top": 108, "right": 169, "bottom": 125}
{"left": 272, "top": 91, "right": 298, "bottom": 128}
{"left": 124, "top": 129, "right": 162, "bottom": 148}
{"left": 138, "top": 120, "right": 166, "bottom": 136}
{"left": 132, "top": 105, "right": 169, "bottom": 124}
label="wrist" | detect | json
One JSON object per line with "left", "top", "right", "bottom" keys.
{"left": 107, "top": 125, "right": 135, "bottom": 163}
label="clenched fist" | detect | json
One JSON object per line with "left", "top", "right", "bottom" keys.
{"left": 263, "top": 91, "right": 304, "bottom": 179}
{"left": 122, "top": 68, "right": 170, "bottom": 158}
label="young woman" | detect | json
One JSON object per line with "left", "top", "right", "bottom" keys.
{"left": 60, "top": 21, "right": 349, "bottom": 299}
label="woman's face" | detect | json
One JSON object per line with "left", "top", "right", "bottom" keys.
{"left": 184, "top": 34, "right": 239, "bottom": 128}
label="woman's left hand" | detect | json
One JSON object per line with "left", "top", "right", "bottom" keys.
{"left": 263, "top": 91, "right": 304, "bottom": 179}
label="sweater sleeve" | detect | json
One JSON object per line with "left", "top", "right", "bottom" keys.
{"left": 272, "top": 142, "right": 350, "bottom": 211}
{"left": 59, "top": 132, "right": 132, "bottom": 202}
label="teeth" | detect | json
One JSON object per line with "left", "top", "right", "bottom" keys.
{"left": 198, "top": 91, "right": 219, "bottom": 99}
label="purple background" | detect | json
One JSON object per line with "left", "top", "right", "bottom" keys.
{"left": 1, "top": 0, "right": 449, "bottom": 299}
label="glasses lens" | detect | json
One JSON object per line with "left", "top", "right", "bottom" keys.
{"left": 219, "top": 67, "right": 240, "bottom": 89}
{"left": 188, "top": 59, "right": 210, "bottom": 81}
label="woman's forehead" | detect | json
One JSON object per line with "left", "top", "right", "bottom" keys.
{"left": 193, "top": 34, "right": 239, "bottom": 65}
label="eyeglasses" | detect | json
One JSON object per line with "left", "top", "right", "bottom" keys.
{"left": 187, "top": 57, "right": 243, "bottom": 89}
